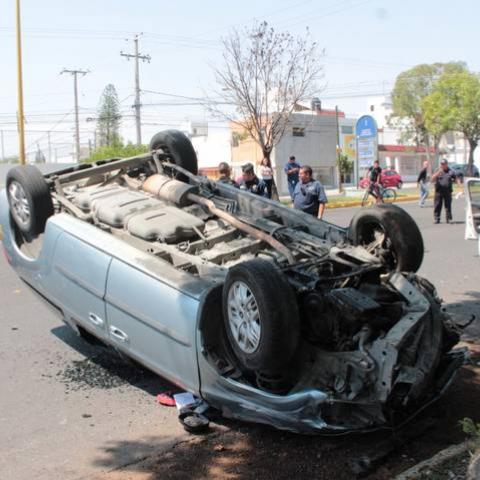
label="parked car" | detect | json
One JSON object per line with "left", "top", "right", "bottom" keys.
{"left": 0, "top": 130, "right": 466, "bottom": 434}
{"left": 450, "top": 163, "right": 480, "bottom": 181}
{"left": 359, "top": 169, "right": 403, "bottom": 189}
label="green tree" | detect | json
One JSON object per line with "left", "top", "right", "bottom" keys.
{"left": 96, "top": 84, "right": 122, "bottom": 147}
{"left": 84, "top": 141, "right": 148, "bottom": 163}
{"left": 390, "top": 62, "right": 466, "bottom": 159}
{"left": 423, "top": 70, "right": 480, "bottom": 175}
{"left": 337, "top": 152, "right": 353, "bottom": 187}
{"left": 0, "top": 155, "right": 19, "bottom": 164}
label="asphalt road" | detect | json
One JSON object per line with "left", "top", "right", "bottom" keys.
{"left": 0, "top": 197, "right": 479, "bottom": 480}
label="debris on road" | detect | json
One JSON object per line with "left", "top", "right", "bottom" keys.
{"left": 173, "top": 392, "right": 196, "bottom": 411}
{"left": 156, "top": 392, "right": 176, "bottom": 407}
{"left": 178, "top": 410, "right": 210, "bottom": 434}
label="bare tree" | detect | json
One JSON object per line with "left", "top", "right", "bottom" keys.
{"left": 210, "top": 21, "right": 323, "bottom": 167}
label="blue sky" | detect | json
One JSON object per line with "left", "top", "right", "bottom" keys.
{"left": 0, "top": 0, "right": 479, "bottom": 159}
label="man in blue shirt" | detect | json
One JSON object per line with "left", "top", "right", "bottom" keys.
{"left": 284, "top": 155, "right": 301, "bottom": 200}
{"left": 293, "top": 165, "right": 328, "bottom": 219}
{"left": 238, "top": 163, "right": 268, "bottom": 197}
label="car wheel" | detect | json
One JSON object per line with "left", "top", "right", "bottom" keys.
{"left": 348, "top": 204, "right": 424, "bottom": 272}
{"left": 6, "top": 165, "right": 54, "bottom": 237}
{"left": 149, "top": 130, "right": 198, "bottom": 182}
{"left": 222, "top": 259, "right": 300, "bottom": 373}
{"left": 397, "top": 181, "right": 403, "bottom": 189}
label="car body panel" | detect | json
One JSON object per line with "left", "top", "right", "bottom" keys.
{"left": 49, "top": 232, "right": 112, "bottom": 340}
{"left": 359, "top": 169, "right": 403, "bottom": 189}
{"left": 465, "top": 178, "right": 480, "bottom": 242}
{"left": 105, "top": 258, "right": 201, "bottom": 392}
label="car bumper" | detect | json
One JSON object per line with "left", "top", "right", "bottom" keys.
{"left": 198, "top": 347, "right": 467, "bottom": 434}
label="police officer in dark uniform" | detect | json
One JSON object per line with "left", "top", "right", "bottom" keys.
{"left": 431, "top": 158, "right": 461, "bottom": 224}
{"left": 217, "top": 162, "right": 238, "bottom": 186}
{"left": 238, "top": 163, "right": 268, "bottom": 197}
{"left": 293, "top": 165, "right": 328, "bottom": 219}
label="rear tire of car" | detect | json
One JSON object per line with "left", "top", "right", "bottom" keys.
{"left": 149, "top": 130, "right": 198, "bottom": 182}
{"left": 397, "top": 181, "right": 403, "bottom": 189}
{"left": 6, "top": 165, "right": 54, "bottom": 237}
{"left": 348, "top": 204, "right": 424, "bottom": 272}
{"left": 222, "top": 259, "right": 300, "bottom": 373}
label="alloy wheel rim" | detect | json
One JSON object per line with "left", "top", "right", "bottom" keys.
{"left": 227, "top": 280, "right": 261, "bottom": 354}
{"left": 8, "top": 181, "right": 30, "bottom": 227}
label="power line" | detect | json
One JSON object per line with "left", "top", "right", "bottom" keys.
{"left": 25, "top": 109, "right": 73, "bottom": 153}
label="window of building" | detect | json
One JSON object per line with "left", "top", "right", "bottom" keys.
{"left": 292, "top": 127, "right": 305, "bottom": 137}
{"left": 341, "top": 125, "right": 353, "bottom": 134}
{"left": 312, "top": 166, "right": 334, "bottom": 186}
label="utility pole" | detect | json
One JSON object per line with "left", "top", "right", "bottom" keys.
{"left": 335, "top": 105, "right": 343, "bottom": 193}
{"left": 121, "top": 34, "right": 151, "bottom": 145}
{"left": 61, "top": 68, "right": 89, "bottom": 162}
{"left": 15, "top": 0, "right": 26, "bottom": 164}
{"left": 47, "top": 131, "right": 51, "bottom": 162}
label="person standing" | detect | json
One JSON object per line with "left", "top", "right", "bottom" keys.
{"left": 238, "top": 163, "right": 268, "bottom": 197}
{"left": 259, "top": 157, "right": 274, "bottom": 199}
{"left": 365, "top": 160, "right": 382, "bottom": 205}
{"left": 293, "top": 165, "right": 328, "bottom": 219}
{"left": 284, "top": 155, "right": 301, "bottom": 200}
{"left": 417, "top": 160, "right": 429, "bottom": 207}
{"left": 217, "top": 162, "right": 238, "bottom": 186}
{"left": 431, "top": 158, "right": 461, "bottom": 224}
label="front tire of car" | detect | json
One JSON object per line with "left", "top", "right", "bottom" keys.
{"left": 6, "top": 165, "right": 54, "bottom": 237}
{"left": 348, "top": 204, "right": 424, "bottom": 272}
{"left": 222, "top": 259, "right": 300, "bottom": 373}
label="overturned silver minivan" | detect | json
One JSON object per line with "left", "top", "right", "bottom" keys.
{"left": 0, "top": 130, "right": 466, "bottom": 433}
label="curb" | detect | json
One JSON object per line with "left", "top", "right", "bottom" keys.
{"left": 327, "top": 195, "right": 419, "bottom": 209}
{"left": 394, "top": 441, "right": 472, "bottom": 479}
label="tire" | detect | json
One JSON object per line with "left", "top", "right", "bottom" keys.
{"left": 361, "top": 190, "right": 371, "bottom": 207}
{"left": 348, "top": 204, "right": 424, "bottom": 272}
{"left": 149, "top": 130, "right": 198, "bottom": 182}
{"left": 397, "top": 181, "right": 403, "bottom": 189}
{"left": 382, "top": 188, "right": 396, "bottom": 203}
{"left": 6, "top": 165, "right": 53, "bottom": 237}
{"left": 222, "top": 259, "right": 300, "bottom": 373}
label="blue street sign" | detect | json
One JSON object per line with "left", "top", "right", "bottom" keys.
{"left": 355, "top": 115, "right": 378, "bottom": 139}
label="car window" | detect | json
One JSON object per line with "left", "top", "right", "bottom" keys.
{"left": 468, "top": 180, "right": 480, "bottom": 205}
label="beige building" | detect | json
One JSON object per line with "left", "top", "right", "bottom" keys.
{"left": 231, "top": 106, "right": 347, "bottom": 196}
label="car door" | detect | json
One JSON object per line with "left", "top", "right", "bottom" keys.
{"left": 45, "top": 232, "right": 112, "bottom": 341}
{"left": 382, "top": 170, "right": 394, "bottom": 187}
{"left": 466, "top": 179, "right": 480, "bottom": 240}
{"left": 105, "top": 258, "right": 200, "bottom": 392}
